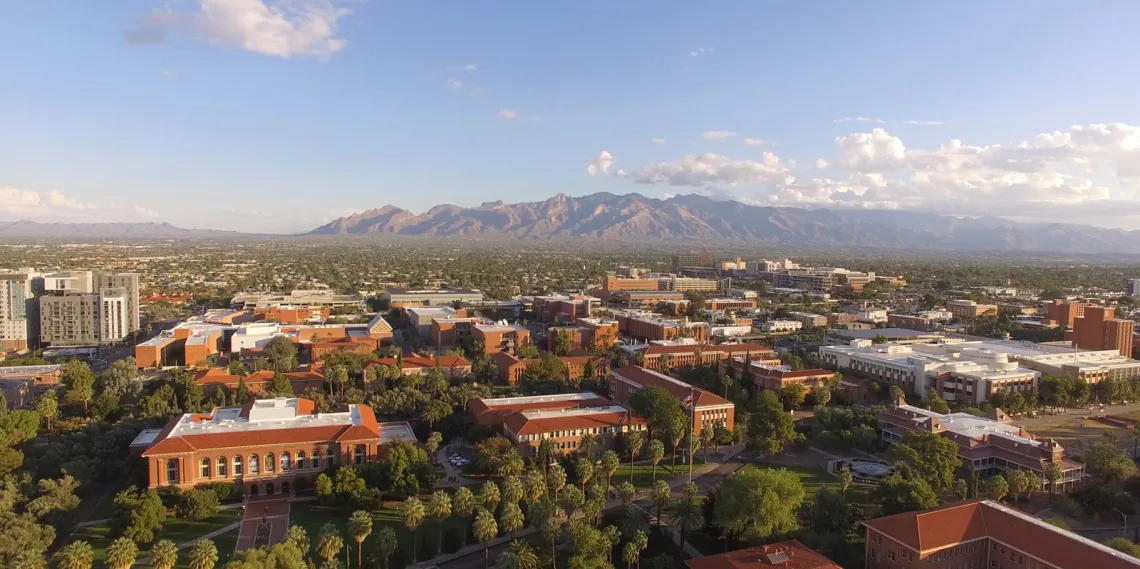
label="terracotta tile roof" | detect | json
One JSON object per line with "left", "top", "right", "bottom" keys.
{"left": 468, "top": 394, "right": 612, "bottom": 426}
{"left": 685, "top": 540, "right": 841, "bottom": 569}
{"left": 863, "top": 500, "right": 1140, "bottom": 569}
{"left": 611, "top": 366, "right": 732, "bottom": 408}
{"left": 194, "top": 368, "right": 242, "bottom": 386}
{"left": 365, "top": 355, "right": 472, "bottom": 370}
{"left": 503, "top": 408, "right": 643, "bottom": 436}
{"left": 642, "top": 343, "right": 775, "bottom": 356}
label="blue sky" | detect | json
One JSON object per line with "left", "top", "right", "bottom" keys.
{"left": 3, "top": 1, "right": 1140, "bottom": 232}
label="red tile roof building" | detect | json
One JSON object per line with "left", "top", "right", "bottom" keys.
{"left": 468, "top": 392, "right": 644, "bottom": 456}
{"left": 136, "top": 397, "right": 415, "bottom": 495}
{"left": 685, "top": 541, "right": 841, "bottom": 569}
{"left": 863, "top": 499, "right": 1140, "bottom": 569}
{"left": 364, "top": 354, "right": 473, "bottom": 379}
{"left": 547, "top": 317, "right": 619, "bottom": 351}
{"left": 637, "top": 343, "right": 778, "bottom": 370}
{"left": 608, "top": 366, "right": 734, "bottom": 436}
{"left": 490, "top": 352, "right": 609, "bottom": 384}
{"left": 720, "top": 357, "right": 835, "bottom": 393}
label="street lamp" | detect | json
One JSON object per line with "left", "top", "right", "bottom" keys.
{"left": 689, "top": 385, "right": 696, "bottom": 483}
{"left": 1113, "top": 507, "right": 1128, "bottom": 539}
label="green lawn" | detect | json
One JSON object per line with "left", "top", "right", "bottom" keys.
{"left": 69, "top": 508, "right": 242, "bottom": 568}
{"left": 290, "top": 501, "right": 473, "bottom": 568}
{"left": 614, "top": 458, "right": 705, "bottom": 488}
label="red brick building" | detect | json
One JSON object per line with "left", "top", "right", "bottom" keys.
{"left": 254, "top": 306, "right": 330, "bottom": 324}
{"left": 608, "top": 366, "right": 734, "bottom": 436}
{"left": 468, "top": 392, "right": 645, "bottom": 457}
{"left": 602, "top": 275, "right": 660, "bottom": 292}
{"left": 720, "top": 357, "right": 834, "bottom": 393}
{"left": 1042, "top": 299, "right": 1086, "bottom": 328}
{"left": 863, "top": 499, "right": 1140, "bottom": 569}
{"left": 637, "top": 343, "right": 778, "bottom": 370}
{"left": 136, "top": 398, "right": 415, "bottom": 495}
{"left": 490, "top": 352, "right": 609, "bottom": 384}
{"left": 363, "top": 354, "right": 473, "bottom": 379}
{"left": 547, "top": 317, "right": 619, "bottom": 351}
{"left": 309, "top": 336, "right": 381, "bottom": 360}
{"left": 1068, "top": 305, "right": 1134, "bottom": 357}
{"left": 473, "top": 323, "right": 531, "bottom": 355}
{"left": 193, "top": 367, "right": 327, "bottom": 396}
{"left": 686, "top": 541, "right": 841, "bottom": 569}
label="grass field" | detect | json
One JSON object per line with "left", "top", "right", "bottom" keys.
{"left": 614, "top": 458, "right": 705, "bottom": 488}
{"left": 68, "top": 508, "right": 242, "bottom": 568}
{"left": 743, "top": 463, "right": 868, "bottom": 504}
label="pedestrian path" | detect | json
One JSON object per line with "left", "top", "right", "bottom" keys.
{"left": 235, "top": 495, "right": 291, "bottom": 553}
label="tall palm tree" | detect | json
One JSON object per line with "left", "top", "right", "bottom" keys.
{"left": 428, "top": 491, "right": 453, "bottom": 554}
{"left": 600, "top": 451, "right": 620, "bottom": 491}
{"left": 547, "top": 464, "right": 566, "bottom": 500}
{"left": 502, "top": 475, "right": 524, "bottom": 506}
{"left": 188, "top": 539, "right": 219, "bottom": 569}
{"left": 508, "top": 540, "right": 539, "bottom": 569}
{"left": 616, "top": 482, "right": 636, "bottom": 509}
{"left": 372, "top": 527, "right": 399, "bottom": 569}
{"left": 473, "top": 507, "right": 499, "bottom": 569}
{"left": 150, "top": 539, "right": 179, "bottom": 569}
{"left": 575, "top": 457, "right": 594, "bottom": 493}
{"left": 54, "top": 541, "right": 94, "bottom": 569}
{"left": 400, "top": 497, "right": 426, "bottom": 562}
{"left": 578, "top": 434, "right": 599, "bottom": 459}
{"left": 107, "top": 537, "right": 138, "bottom": 569}
{"left": 650, "top": 481, "right": 671, "bottom": 530}
{"left": 499, "top": 502, "right": 525, "bottom": 539}
{"left": 480, "top": 481, "right": 501, "bottom": 513}
{"left": 316, "top": 523, "right": 345, "bottom": 567}
{"left": 453, "top": 486, "right": 477, "bottom": 540}
{"left": 347, "top": 511, "right": 374, "bottom": 569}
{"left": 647, "top": 440, "right": 665, "bottom": 485}
{"left": 627, "top": 431, "right": 643, "bottom": 483}
{"left": 666, "top": 496, "right": 703, "bottom": 561}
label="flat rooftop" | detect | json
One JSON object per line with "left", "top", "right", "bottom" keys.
{"left": 895, "top": 404, "right": 1041, "bottom": 447}
{"left": 379, "top": 421, "right": 417, "bottom": 443}
{"left": 833, "top": 327, "right": 941, "bottom": 340}
{"left": 522, "top": 404, "right": 630, "bottom": 420}
{"left": 0, "top": 364, "right": 60, "bottom": 375}
{"left": 480, "top": 392, "right": 603, "bottom": 406}
{"left": 168, "top": 398, "right": 365, "bottom": 438}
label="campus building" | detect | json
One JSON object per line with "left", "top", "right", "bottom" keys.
{"left": 192, "top": 367, "right": 326, "bottom": 397}
{"left": 490, "top": 352, "right": 609, "bottom": 384}
{"left": 1069, "top": 305, "right": 1134, "bottom": 358}
{"left": 526, "top": 294, "right": 600, "bottom": 322}
{"left": 878, "top": 404, "right": 1084, "bottom": 490}
{"left": 720, "top": 357, "right": 834, "bottom": 393}
{"left": 135, "top": 397, "right": 415, "bottom": 494}
{"left": 364, "top": 354, "right": 473, "bottom": 379}
{"left": 231, "top": 290, "right": 364, "bottom": 311}
{"left": 0, "top": 272, "right": 34, "bottom": 351}
{"left": 634, "top": 343, "right": 778, "bottom": 370}
{"left": 947, "top": 299, "right": 999, "bottom": 320}
{"left": 380, "top": 288, "right": 485, "bottom": 308}
{"left": 468, "top": 392, "right": 645, "bottom": 457}
{"left": 547, "top": 317, "right": 619, "bottom": 351}
{"left": 614, "top": 310, "right": 709, "bottom": 342}
{"left": 686, "top": 541, "right": 841, "bottom": 569}
{"left": 253, "top": 305, "right": 330, "bottom": 324}
{"left": 37, "top": 270, "right": 141, "bottom": 346}
{"left": 473, "top": 322, "right": 531, "bottom": 355}
{"left": 863, "top": 500, "right": 1139, "bottom": 569}
{"left": 601, "top": 275, "right": 659, "bottom": 293}
{"left": 608, "top": 366, "right": 734, "bottom": 436}
{"left": 0, "top": 364, "right": 61, "bottom": 410}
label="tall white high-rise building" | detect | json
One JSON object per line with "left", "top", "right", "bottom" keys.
{"left": 37, "top": 270, "right": 141, "bottom": 346}
{"left": 0, "top": 272, "right": 34, "bottom": 351}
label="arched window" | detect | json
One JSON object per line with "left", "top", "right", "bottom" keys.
{"left": 281, "top": 452, "right": 291, "bottom": 472}
{"left": 327, "top": 448, "right": 337, "bottom": 466}
{"left": 266, "top": 453, "right": 276, "bottom": 473}
{"left": 297, "top": 451, "right": 307, "bottom": 469}
{"left": 249, "top": 455, "right": 260, "bottom": 475}
{"left": 167, "top": 459, "right": 180, "bottom": 484}
{"left": 200, "top": 458, "right": 211, "bottom": 479}
{"left": 353, "top": 446, "right": 366, "bottom": 465}
{"left": 233, "top": 456, "right": 243, "bottom": 476}
{"left": 217, "top": 457, "right": 228, "bottom": 478}
{"left": 312, "top": 449, "right": 321, "bottom": 469}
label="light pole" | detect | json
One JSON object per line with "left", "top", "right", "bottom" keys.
{"left": 689, "top": 385, "right": 696, "bottom": 483}
{"left": 1114, "top": 507, "right": 1128, "bottom": 540}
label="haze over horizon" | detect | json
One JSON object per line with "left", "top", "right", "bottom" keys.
{"left": 4, "top": 1, "right": 1140, "bottom": 233}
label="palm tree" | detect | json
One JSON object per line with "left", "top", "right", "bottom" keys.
{"left": 578, "top": 434, "right": 599, "bottom": 459}
{"left": 150, "top": 539, "right": 179, "bottom": 569}
{"left": 648, "top": 440, "right": 665, "bottom": 485}
{"left": 188, "top": 539, "right": 219, "bottom": 569}
{"left": 600, "top": 450, "right": 620, "bottom": 491}
{"left": 623, "top": 531, "right": 648, "bottom": 569}
{"left": 498, "top": 448, "right": 525, "bottom": 477}
{"left": 617, "top": 481, "right": 636, "bottom": 509}
{"left": 454, "top": 486, "right": 477, "bottom": 537}
{"left": 473, "top": 507, "right": 499, "bottom": 569}
{"left": 627, "top": 431, "right": 643, "bottom": 480}
{"left": 53, "top": 541, "right": 94, "bottom": 569}
{"left": 524, "top": 472, "right": 546, "bottom": 508}
{"left": 537, "top": 439, "right": 555, "bottom": 481}
{"left": 602, "top": 525, "right": 622, "bottom": 563}
{"left": 427, "top": 432, "right": 443, "bottom": 462}
{"left": 316, "top": 524, "right": 345, "bottom": 567}
{"left": 502, "top": 475, "right": 524, "bottom": 506}
{"left": 666, "top": 496, "right": 703, "bottom": 561}
{"left": 651, "top": 480, "right": 671, "bottom": 530}
{"left": 400, "top": 497, "right": 426, "bottom": 562}
{"left": 285, "top": 525, "right": 310, "bottom": 559}
{"left": 1044, "top": 462, "right": 1064, "bottom": 494}
{"left": 480, "top": 481, "right": 501, "bottom": 513}
{"left": 499, "top": 502, "right": 525, "bottom": 538}
{"left": 428, "top": 491, "right": 453, "bottom": 553}
{"left": 347, "top": 511, "right": 374, "bottom": 569}
{"left": 373, "top": 527, "right": 399, "bottom": 569}
{"left": 838, "top": 468, "right": 854, "bottom": 497}
{"left": 507, "top": 540, "right": 538, "bottom": 569}
{"left": 107, "top": 537, "right": 139, "bottom": 569}
{"left": 575, "top": 457, "right": 594, "bottom": 493}
{"left": 547, "top": 464, "right": 566, "bottom": 500}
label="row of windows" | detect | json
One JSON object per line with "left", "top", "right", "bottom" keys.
{"left": 166, "top": 446, "right": 367, "bottom": 483}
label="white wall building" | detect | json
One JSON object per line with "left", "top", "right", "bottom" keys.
{"left": 759, "top": 320, "right": 803, "bottom": 333}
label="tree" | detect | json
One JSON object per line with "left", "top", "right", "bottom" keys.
{"left": 647, "top": 440, "right": 665, "bottom": 484}
{"left": 1104, "top": 537, "right": 1140, "bottom": 557}
{"left": 150, "top": 539, "right": 179, "bottom": 569}
{"left": 806, "top": 488, "right": 863, "bottom": 537}
{"left": 107, "top": 537, "right": 139, "bottom": 569}
{"left": 575, "top": 457, "right": 594, "bottom": 493}
{"left": 284, "top": 525, "right": 310, "bottom": 559}
{"left": 552, "top": 330, "right": 572, "bottom": 357}
{"left": 187, "top": 539, "right": 219, "bottom": 569}
{"left": 747, "top": 391, "right": 801, "bottom": 456}
{"left": 622, "top": 531, "right": 647, "bottom": 569}
{"left": 781, "top": 384, "right": 807, "bottom": 410}
{"left": 559, "top": 485, "right": 585, "bottom": 519}
{"left": 454, "top": 486, "right": 477, "bottom": 523}
{"left": 327, "top": 365, "right": 350, "bottom": 397}
{"left": 617, "top": 481, "right": 636, "bottom": 509}
{"left": 502, "top": 475, "right": 524, "bottom": 506}
{"left": 1085, "top": 438, "right": 1138, "bottom": 483}
{"left": 524, "top": 472, "right": 546, "bottom": 507}
{"left": 984, "top": 475, "right": 1010, "bottom": 502}
{"left": 426, "top": 432, "right": 443, "bottom": 458}
{"left": 888, "top": 385, "right": 905, "bottom": 403}
{"left": 813, "top": 384, "right": 831, "bottom": 407}
{"left": 316, "top": 473, "right": 334, "bottom": 501}
{"left": 62, "top": 360, "right": 96, "bottom": 412}
{"left": 1044, "top": 462, "right": 1064, "bottom": 494}
{"left": 315, "top": 524, "right": 344, "bottom": 566}
{"left": 578, "top": 434, "right": 599, "bottom": 459}
{"left": 872, "top": 474, "right": 939, "bottom": 515}
{"left": 27, "top": 474, "right": 81, "bottom": 521}
{"left": 52, "top": 541, "right": 94, "bottom": 569}
{"left": 648, "top": 480, "right": 672, "bottom": 531}
{"left": 628, "top": 386, "right": 685, "bottom": 443}
{"left": 837, "top": 468, "right": 854, "bottom": 497}
{"left": 264, "top": 335, "right": 298, "bottom": 371}
{"left": 500, "top": 502, "right": 525, "bottom": 538}
{"left": 427, "top": 491, "right": 451, "bottom": 553}
{"left": 1004, "top": 470, "right": 1031, "bottom": 502}
{"left": 175, "top": 489, "right": 219, "bottom": 522}
{"left": 952, "top": 478, "right": 969, "bottom": 500}
{"left": 347, "top": 510, "right": 373, "bottom": 568}
{"left": 547, "top": 464, "right": 566, "bottom": 500}
{"left": 887, "top": 430, "right": 960, "bottom": 490}
{"left": 599, "top": 451, "right": 620, "bottom": 490}
{"left": 372, "top": 527, "right": 399, "bottom": 569}
{"left": 400, "top": 497, "right": 425, "bottom": 562}
{"left": 666, "top": 494, "right": 702, "bottom": 561}
{"left": 35, "top": 391, "right": 57, "bottom": 431}
{"left": 113, "top": 487, "right": 167, "bottom": 544}
{"left": 266, "top": 373, "right": 294, "bottom": 397}
{"left": 665, "top": 414, "right": 686, "bottom": 472}
{"left": 481, "top": 481, "right": 501, "bottom": 513}
{"left": 712, "top": 467, "right": 805, "bottom": 540}
{"left": 626, "top": 431, "right": 643, "bottom": 468}
{"left": 473, "top": 507, "right": 499, "bottom": 569}
{"left": 503, "top": 540, "right": 539, "bottom": 569}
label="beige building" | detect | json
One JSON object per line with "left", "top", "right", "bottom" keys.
{"left": 40, "top": 294, "right": 100, "bottom": 346}
{"left": 38, "top": 270, "right": 141, "bottom": 346}
{"left": 0, "top": 273, "right": 34, "bottom": 351}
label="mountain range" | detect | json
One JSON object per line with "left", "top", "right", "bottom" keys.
{"left": 4, "top": 192, "right": 1140, "bottom": 254}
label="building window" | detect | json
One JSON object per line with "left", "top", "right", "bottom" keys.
{"left": 217, "top": 457, "right": 227, "bottom": 477}
{"left": 297, "top": 451, "right": 307, "bottom": 469}
{"left": 312, "top": 449, "right": 321, "bottom": 469}
{"left": 281, "top": 452, "right": 291, "bottom": 472}
{"left": 167, "top": 459, "right": 180, "bottom": 484}
{"left": 233, "top": 456, "right": 243, "bottom": 476}
{"left": 200, "top": 458, "right": 210, "bottom": 479}
{"left": 354, "top": 446, "right": 366, "bottom": 465}
{"left": 327, "top": 448, "right": 337, "bottom": 465}
{"left": 266, "top": 453, "right": 275, "bottom": 473}
{"left": 250, "top": 455, "right": 260, "bottom": 475}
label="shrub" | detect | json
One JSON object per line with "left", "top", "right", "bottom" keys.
{"left": 204, "top": 481, "right": 236, "bottom": 503}
{"left": 176, "top": 488, "right": 220, "bottom": 521}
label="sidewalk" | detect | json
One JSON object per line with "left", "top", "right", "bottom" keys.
{"left": 133, "top": 522, "right": 241, "bottom": 566}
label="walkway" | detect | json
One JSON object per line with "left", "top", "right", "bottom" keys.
{"left": 132, "top": 522, "right": 241, "bottom": 566}
{"left": 235, "top": 495, "right": 291, "bottom": 553}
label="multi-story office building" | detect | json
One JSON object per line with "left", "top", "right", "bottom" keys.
{"left": 758, "top": 319, "right": 803, "bottom": 333}
{"left": 947, "top": 299, "right": 998, "bottom": 320}
{"left": 614, "top": 310, "right": 709, "bottom": 342}
{"left": 380, "top": 288, "right": 485, "bottom": 308}
{"left": 491, "top": 352, "right": 609, "bottom": 384}
{"left": 658, "top": 275, "right": 719, "bottom": 293}
{"left": 547, "top": 317, "right": 619, "bottom": 351}
{"left": 705, "top": 298, "right": 758, "bottom": 311}
{"left": 862, "top": 500, "right": 1136, "bottom": 569}
{"left": 1129, "top": 278, "right": 1140, "bottom": 297}
{"left": 431, "top": 316, "right": 481, "bottom": 348}
{"left": 526, "top": 294, "right": 599, "bottom": 322}
{"left": 617, "top": 290, "right": 686, "bottom": 308}
{"left": 95, "top": 272, "right": 141, "bottom": 333}
{"left": 878, "top": 403, "right": 1083, "bottom": 489}
{"left": 231, "top": 289, "right": 364, "bottom": 311}
{"left": 1042, "top": 299, "right": 1086, "bottom": 328}
{"left": 609, "top": 366, "right": 734, "bottom": 436}
{"left": 721, "top": 357, "right": 834, "bottom": 393}
{"left": 1070, "top": 305, "right": 1134, "bottom": 357}
{"left": 472, "top": 322, "right": 531, "bottom": 355}
{"left": 468, "top": 392, "right": 645, "bottom": 457}
{"left": 134, "top": 397, "right": 415, "bottom": 494}
{"left": 37, "top": 270, "right": 141, "bottom": 346}
{"left": 0, "top": 272, "right": 34, "bottom": 350}
{"left": 601, "top": 275, "right": 660, "bottom": 292}
{"left": 633, "top": 343, "right": 777, "bottom": 370}
{"left": 788, "top": 311, "right": 828, "bottom": 329}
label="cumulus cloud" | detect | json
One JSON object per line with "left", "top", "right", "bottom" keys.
{"left": 835, "top": 117, "right": 949, "bottom": 126}
{"left": 628, "top": 153, "right": 793, "bottom": 187}
{"left": 689, "top": 48, "right": 712, "bottom": 57}
{"left": 701, "top": 130, "right": 737, "bottom": 140}
{"left": 743, "top": 138, "right": 770, "bottom": 146}
{"left": 0, "top": 188, "right": 106, "bottom": 221}
{"left": 497, "top": 109, "right": 517, "bottom": 120}
{"left": 650, "top": 138, "right": 666, "bottom": 145}
{"left": 462, "top": 63, "right": 478, "bottom": 72}
{"left": 587, "top": 151, "right": 616, "bottom": 176}
{"left": 123, "top": 0, "right": 351, "bottom": 58}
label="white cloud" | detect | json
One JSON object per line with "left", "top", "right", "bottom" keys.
{"left": 742, "top": 138, "right": 770, "bottom": 146}
{"left": 701, "top": 130, "right": 737, "bottom": 140}
{"left": 834, "top": 117, "right": 885, "bottom": 124}
{"left": 834, "top": 117, "right": 949, "bottom": 126}
{"left": 900, "top": 120, "right": 950, "bottom": 126}
{"left": 586, "top": 151, "right": 616, "bottom": 176}
{"left": 650, "top": 138, "right": 666, "bottom": 145}
{"left": 462, "top": 63, "right": 478, "bottom": 72}
{"left": 497, "top": 109, "right": 517, "bottom": 120}
{"left": 444, "top": 78, "right": 483, "bottom": 95}
{"left": 628, "top": 152, "right": 793, "bottom": 187}
{"left": 444, "top": 79, "right": 465, "bottom": 91}
{"left": 161, "top": 70, "right": 174, "bottom": 79}
{"left": 124, "top": 0, "right": 351, "bottom": 58}
{"left": 133, "top": 205, "right": 162, "bottom": 219}
{"left": 689, "top": 48, "right": 712, "bottom": 57}
{"left": 0, "top": 187, "right": 106, "bottom": 221}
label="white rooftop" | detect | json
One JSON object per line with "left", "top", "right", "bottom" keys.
{"left": 521, "top": 405, "right": 629, "bottom": 420}
{"left": 480, "top": 392, "right": 603, "bottom": 406}
{"left": 897, "top": 405, "right": 1041, "bottom": 447}
{"left": 379, "top": 421, "right": 417, "bottom": 443}
{"left": 166, "top": 398, "right": 367, "bottom": 438}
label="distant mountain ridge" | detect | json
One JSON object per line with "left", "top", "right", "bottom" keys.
{"left": 308, "top": 192, "right": 1140, "bottom": 254}
{"left": 0, "top": 220, "right": 246, "bottom": 238}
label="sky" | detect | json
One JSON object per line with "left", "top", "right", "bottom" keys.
{"left": 3, "top": 1, "right": 1140, "bottom": 233}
